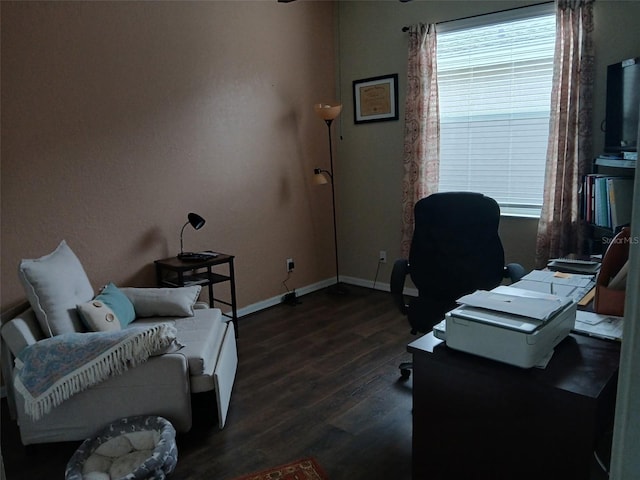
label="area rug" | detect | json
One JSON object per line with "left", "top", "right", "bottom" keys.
{"left": 231, "top": 457, "right": 328, "bottom": 480}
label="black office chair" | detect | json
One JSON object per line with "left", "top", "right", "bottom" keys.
{"left": 391, "top": 192, "right": 526, "bottom": 378}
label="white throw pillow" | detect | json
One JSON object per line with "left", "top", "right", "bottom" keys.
{"left": 76, "top": 300, "right": 122, "bottom": 332}
{"left": 18, "top": 240, "right": 94, "bottom": 337}
{"left": 120, "top": 286, "right": 201, "bottom": 317}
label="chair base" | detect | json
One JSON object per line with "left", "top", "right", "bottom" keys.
{"left": 399, "top": 361, "right": 413, "bottom": 379}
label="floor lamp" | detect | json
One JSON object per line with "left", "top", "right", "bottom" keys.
{"left": 313, "top": 102, "right": 347, "bottom": 295}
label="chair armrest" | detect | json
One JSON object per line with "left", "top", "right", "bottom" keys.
{"left": 504, "top": 263, "right": 526, "bottom": 283}
{"left": 390, "top": 259, "right": 410, "bottom": 315}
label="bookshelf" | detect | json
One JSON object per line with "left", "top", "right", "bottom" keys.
{"left": 595, "top": 157, "right": 636, "bottom": 168}
{"left": 583, "top": 156, "right": 636, "bottom": 254}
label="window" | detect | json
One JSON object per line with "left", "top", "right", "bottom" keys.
{"left": 436, "top": 4, "right": 556, "bottom": 216}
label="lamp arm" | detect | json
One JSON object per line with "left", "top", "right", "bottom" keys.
{"left": 179, "top": 221, "right": 189, "bottom": 255}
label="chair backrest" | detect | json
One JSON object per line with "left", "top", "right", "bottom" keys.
{"left": 407, "top": 192, "right": 506, "bottom": 330}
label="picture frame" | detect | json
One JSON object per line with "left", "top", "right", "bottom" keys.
{"left": 353, "top": 73, "right": 399, "bottom": 124}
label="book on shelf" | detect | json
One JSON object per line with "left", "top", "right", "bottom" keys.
{"left": 582, "top": 173, "right": 606, "bottom": 225}
{"left": 608, "top": 177, "right": 634, "bottom": 229}
{"left": 582, "top": 174, "right": 633, "bottom": 230}
{"left": 596, "top": 178, "right": 605, "bottom": 226}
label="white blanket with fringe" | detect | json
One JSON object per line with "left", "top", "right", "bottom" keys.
{"left": 13, "top": 323, "right": 177, "bottom": 421}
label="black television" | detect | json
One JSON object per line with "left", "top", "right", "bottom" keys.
{"left": 604, "top": 57, "right": 640, "bottom": 153}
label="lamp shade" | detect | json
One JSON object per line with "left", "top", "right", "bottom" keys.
{"left": 314, "top": 103, "right": 342, "bottom": 121}
{"left": 187, "top": 212, "right": 205, "bottom": 230}
{"left": 313, "top": 170, "right": 329, "bottom": 185}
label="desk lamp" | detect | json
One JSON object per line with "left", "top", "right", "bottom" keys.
{"left": 178, "top": 212, "right": 206, "bottom": 261}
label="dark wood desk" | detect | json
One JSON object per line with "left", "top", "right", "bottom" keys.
{"left": 154, "top": 253, "right": 238, "bottom": 334}
{"left": 408, "top": 333, "right": 620, "bottom": 480}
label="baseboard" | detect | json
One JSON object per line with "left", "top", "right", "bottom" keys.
{"left": 341, "top": 275, "right": 419, "bottom": 297}
{"left": 229, "top": 278, "right": 336, "bottom": 319}
{"left": 223, "top": 276, "right": 417, "bottom": 320}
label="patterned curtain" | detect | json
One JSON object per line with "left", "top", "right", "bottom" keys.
{"left": 400, "top": 24, "right": 439, "bottom": 259}
{"left": 535, "top": 0, "right": 594, "bottom": 268}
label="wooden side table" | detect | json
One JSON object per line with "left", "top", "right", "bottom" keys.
{"left": 154, "top": 253, "right": 238, "bottom": 335}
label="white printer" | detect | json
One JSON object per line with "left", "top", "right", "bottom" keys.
{"left": 445, "top": 286, "right": 576, "bottom": 368}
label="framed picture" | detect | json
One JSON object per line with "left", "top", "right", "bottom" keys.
{"left": 353, "top": 73, "right": 399, "bottom": 124}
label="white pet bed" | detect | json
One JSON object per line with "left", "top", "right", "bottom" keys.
{"left": 65, "top": 416, "right": 177, "bottom": 480}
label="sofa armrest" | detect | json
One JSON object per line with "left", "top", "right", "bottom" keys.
{"left": 13, "top": 352, "right": 192, "bottom": 445}
{"left": 1, "top": 308, "right": 45, "bottom": 357}
{"left": 1, "top": 309, "right": 45, "bottom": 420}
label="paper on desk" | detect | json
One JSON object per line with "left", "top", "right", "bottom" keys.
{"left": 574, "top": 311, "right": 624, "bottom": 341}
{"left": 522, "top": 270, "right": 594, "bottom": 287}
{"left": 515, "top": 270, "right": 596, "bottom": 303}
{"left": 512, "top": 279, "right": 578, "bottom": 298}
{"left": 457, "top": 286, "right": 572, "bottom": 321}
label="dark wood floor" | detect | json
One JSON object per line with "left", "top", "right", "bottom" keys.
{"left": 2, "top": 286, "right": 416, "bottom": 479}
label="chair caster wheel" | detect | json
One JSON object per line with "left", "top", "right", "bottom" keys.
{"left": 400, "top": 368, "right": 411, "bottom": 379}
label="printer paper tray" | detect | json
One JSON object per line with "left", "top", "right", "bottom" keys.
{"left": 457, "top": 286, "right": 572, "bottom": 321}
{"left": 450, "top": 306, "right": 542, "bottom": 333}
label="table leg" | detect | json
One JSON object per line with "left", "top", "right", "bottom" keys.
{"left": 229, "top": 258, "right": 238, "bottom": 336}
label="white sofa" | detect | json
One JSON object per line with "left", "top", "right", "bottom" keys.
{"left": 1, "top": 241, "right": 238, "bottom": 446}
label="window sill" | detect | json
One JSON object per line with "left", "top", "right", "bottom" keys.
{"left": 500, "top": 208, "right": 541, "bottom": 219}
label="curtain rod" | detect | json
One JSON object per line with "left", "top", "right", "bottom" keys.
{"left": 401, "top": 1, "right": 553, "bottom": 32}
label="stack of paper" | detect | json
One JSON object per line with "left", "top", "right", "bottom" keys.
{"left": 547, "top": 258, "right": 600, "bottom": 274}
{"left": 512, "top": 270, "right": 595, "bottom": 303}
{"left": 574, "top": 311, "right": 624, "bottom": 341}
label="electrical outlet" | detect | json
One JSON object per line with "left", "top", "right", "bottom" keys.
{"left": 379, "top": 250, "right": 387, "bottom": 263}
{"left": 286, "top": 258, "right": 295, "bottom": 272}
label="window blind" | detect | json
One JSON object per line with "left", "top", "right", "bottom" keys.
{"left": 436, "top": 6, "right": 556, "bottom": 216}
